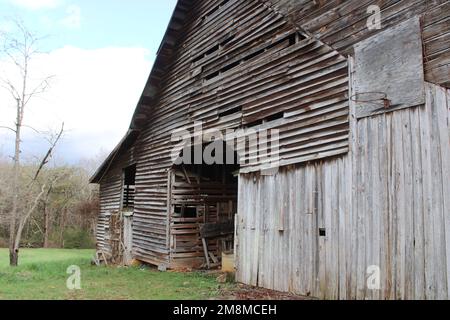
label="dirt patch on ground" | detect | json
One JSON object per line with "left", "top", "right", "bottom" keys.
{"left": 217, "top": 283, "right": 315, "bottom": 300}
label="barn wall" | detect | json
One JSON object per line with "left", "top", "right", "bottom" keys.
{"left": 130, "top": 0, "right": 300, "bottom": 266}
{"left": 94, "top": 0, "right": 450, "bottom": 274}
{"left": 97, "top": 175, "right": 120, "bottom": 254}
{"left": 128, "top": 0, "right": 351, "bottom": 266}
{"left": 93, "top": 0, "right": 350, "bottom": 268}
{"left": 236, "top": 82, "right": 450, "bottom": 299}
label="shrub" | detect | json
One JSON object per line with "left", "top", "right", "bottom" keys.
{"left": 63, "top": 228, "right": 95, "bottom": 249}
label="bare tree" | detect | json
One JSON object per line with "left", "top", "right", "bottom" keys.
{"left": 0, "top": 19, "right": 62, "bottom": 266}
{"left": 11, "top": 126, "right": 64, "bottom": 254}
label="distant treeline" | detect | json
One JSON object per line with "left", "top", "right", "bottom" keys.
{"left": 0, "top": 161, "right": 99, "bottom": 249}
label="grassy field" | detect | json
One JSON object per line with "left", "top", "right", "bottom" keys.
{"left": 0, "top": 248, "right": 232, "bottom": 300}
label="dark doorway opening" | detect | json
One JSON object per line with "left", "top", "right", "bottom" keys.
{"left": 169, "top": 141, "right": 239, "bottom": 269}
{"left": 122, "top": 164, "right": 136, "bottom": 211}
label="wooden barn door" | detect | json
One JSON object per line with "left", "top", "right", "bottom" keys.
{"left": 121, "top": 164, "right": 136, "bottom": 265}
{"left": 123, "top": 212, "right": 133, "bottom": 265}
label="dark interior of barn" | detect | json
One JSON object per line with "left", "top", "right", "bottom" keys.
{"left": 122, "top": 164, "right": 136, "bottom": 211}
{"left": 170, "top": 141, "right": 239, "bottom": 268}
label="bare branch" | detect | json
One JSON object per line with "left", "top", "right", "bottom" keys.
{"left": 23, "top": 126, "right": 53, "bottom": 145}
{"left": 24, "top": 75, "right": 55, "bottom": 104}
{"left": 32, "top": 122, "right": 64, "bottom": 181}
{"left": 0, "top": 126, "right": 16, "bottom": 133}
{"left": 0, "top": 77, "right": 21, "bottom": 100}
{"left": 30, "top": 217, "right": 44, "bottom": 235}
{"left": 14, "top": 183, "right": 47, "bottom": 249}
{"left": 20, "top": 124, "right": 40, "bottom": 134}
{"left": 19, "top": 125, "right": 53, "bottom": 145}
{"left": 2, "top": 50, "right": 25, "bottom": 75}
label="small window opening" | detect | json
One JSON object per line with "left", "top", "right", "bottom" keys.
{"left": 192, "top": 35, "right": 235, "bottom": 65}
{"left": 174, "top": 205, "right": 198, "bottom": 218}
{"left": 193, "top": 45, "right": 220, "bottom": 64}
{"left": 289, "top": 34, "right": 297, "bottom": 46}
{"left": 244, "top": 119, "right": 264, "bottom": 128}
{"left": 193, "top": 55, "right": 204, "bottom": 65}
{"left": 242, "top": 47, "right": 266, "bottom": 62}
{"left": 265, "top": 111, "right": 285, "bottom": 122}
{"left": 244, "top": 112, "right": 285, "bottom": 129}
{"left": 219, "top": 106, "right": 242, "bottom": 118}
{"left": 122, "top": 164, "right": 136, "bottom": 211}
{"left": 205, "top": 71, "right": 221, "bottom": 81}
{"left": 183, "top": 206, "right": 198, "bottom": 218}
{"left": 221, "top": 60, "right": 240, "bottom": 73}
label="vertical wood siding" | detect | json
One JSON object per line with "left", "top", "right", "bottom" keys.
{"left": 236, "top": 158, "right": 351, "bottom": 299}
{"left": 236, "top": 83, "right": 450, "bottom": 299}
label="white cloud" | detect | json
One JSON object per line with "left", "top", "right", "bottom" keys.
{"left": 0, "top": 46, "right": 153, "bottom": 163}
{"left": 60, "top": 4, "right": 81, "bottom": 29}
{"left": 8, "top": 0, "right": 62, "bottom": 10}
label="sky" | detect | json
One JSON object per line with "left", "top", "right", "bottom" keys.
{"left": 0, "top": 0, "right": 178, "bottom": 166}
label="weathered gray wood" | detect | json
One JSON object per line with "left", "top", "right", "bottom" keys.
{"left": 236, "top": 82, "right": 450, "bottom": 300}
{"left": 91, "top": 0, "right": 450, "bottom": 299}
{"left": 264, "top": 0, "right": 450, "bottom": 88}
{"left": 123, "top": 214, "right": 133, "bottom": 265}
{"left": 353, "top": 17, "right": 425, "bottom": 119}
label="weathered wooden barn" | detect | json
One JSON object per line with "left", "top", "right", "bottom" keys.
{"left": 91, "top": 0, "right": 450, "bottom": 299}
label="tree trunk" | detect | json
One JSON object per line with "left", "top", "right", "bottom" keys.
{"left": 43, "top": 206, "right": 50, "bottom": 248}
{"left": 9, "top": 248, "right": 18, "bottom": 266}
{"left": 9, "top": 98, "right": 21, "bottom": 267}
{"left": 59, "top": 207, "right": 67, "bottom": 248}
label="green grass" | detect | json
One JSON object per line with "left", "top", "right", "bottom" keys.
{"left": 0, "top": 248, "right": 232, "bottom": 300}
